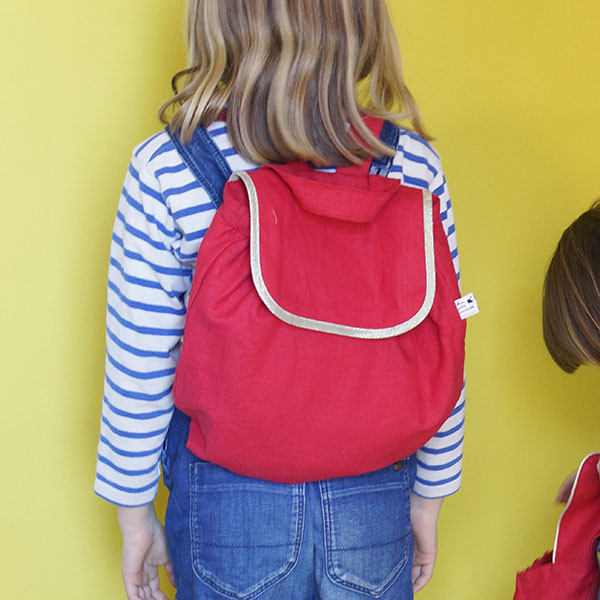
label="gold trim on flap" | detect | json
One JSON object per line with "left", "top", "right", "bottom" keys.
{"left": 231, "top": 171, "right": 435, "bottom": 339}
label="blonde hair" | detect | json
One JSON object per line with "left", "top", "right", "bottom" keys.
{"left": 160, "top": 0, "right": 430, "bottom": 167}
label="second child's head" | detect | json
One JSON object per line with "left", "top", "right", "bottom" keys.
{"left": 160, "top": 0, "right": 428, "bottom": 167}
{"left": 543, "top": 200, "right": 600, "bottom": 372}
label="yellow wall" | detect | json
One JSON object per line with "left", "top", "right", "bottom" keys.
{"left": 2, "top": 1, "right": 600, "bottom": 598}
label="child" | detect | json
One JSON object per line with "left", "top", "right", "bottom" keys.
{"left": 94, "top": 2, "right": 466, "bottom": 599}
{"left": 540, "top": 200, "right": 600, "bottom": 598}
{"left": 542, "top": 200, "right": 600, "bottom": 505}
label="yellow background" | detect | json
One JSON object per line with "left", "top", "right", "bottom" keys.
{"left": 2, "top": 1, "right": 600, "bottom": 598}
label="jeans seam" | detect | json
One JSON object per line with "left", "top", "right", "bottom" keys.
{"left": 327, "top": 482, "right": 409, "bottom": 499}
{"left": 196, "top": 542, "right": 296, "bottom": 550}
{"left": 332, "top": 535, "right": 408, "bottom": 552}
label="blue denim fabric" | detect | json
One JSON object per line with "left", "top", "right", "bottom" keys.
{"left": 163, "top": 408, "right": 416, "bottom": 600}
{"left": 167, "top": 125, "right": 232, "bottom": 209}
{"left": 368, "top": 121, "right": 400, "bottom": 177}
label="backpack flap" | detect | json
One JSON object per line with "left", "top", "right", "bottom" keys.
{"left": 229, "top": 164, "right": 435, "bottom": 338}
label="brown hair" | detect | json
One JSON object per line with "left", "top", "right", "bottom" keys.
{"left": 542, "top": 200, "right": 600, "bottom": 372}
{"left": 159, "top": 0, "right": 429, "bottom": 167}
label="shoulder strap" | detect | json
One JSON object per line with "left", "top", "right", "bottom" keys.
{"left": 368, "top": 120, "right": 400, "bottom": 177}
{"left": 167, "top": 125, "right": 232, "bottom": 209}
{"left": 168, "top": 119, "right": 399, "bottom": 210}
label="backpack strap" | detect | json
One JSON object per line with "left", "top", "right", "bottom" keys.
{"left": 167, "top": 125, "right": 232, "bottom": 209}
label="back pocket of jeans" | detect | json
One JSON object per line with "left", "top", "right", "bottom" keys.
{"left": 189, "top": 462, "right": 304, "bottom": 600}
{"left": 321, "top": 465, "right": 413, "bottom": 597}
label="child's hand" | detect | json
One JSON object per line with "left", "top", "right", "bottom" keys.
{"left": 410, "top": 493, "right": 443, "bottom": 593}
{"left": 555, "top": 470, "right": 577, "bottom": 504}
{"left": 117, "top": 503, "right": 175, "bottom": 600}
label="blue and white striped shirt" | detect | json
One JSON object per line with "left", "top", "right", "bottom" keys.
{"left": 94, "top": 120, "right": 466, "bottom": 506}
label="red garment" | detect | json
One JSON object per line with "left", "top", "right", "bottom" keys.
{"left": 514, "top": 454, "right": 600, "bottom": 600}
{"left": 173, "top": 119, "right": 465, "bottom": 483}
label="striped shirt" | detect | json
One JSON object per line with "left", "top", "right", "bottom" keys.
{"left": 94, "top": 120, "right": 466, "bottom": 506}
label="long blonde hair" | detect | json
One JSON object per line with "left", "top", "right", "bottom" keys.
{"left": 160, "top": 0, "right": 429, "bottom": 167}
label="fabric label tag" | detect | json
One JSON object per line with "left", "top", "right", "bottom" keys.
{"left": 454, "top": 292, "right": 479, "bottom": 320}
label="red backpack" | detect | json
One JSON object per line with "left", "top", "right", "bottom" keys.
{"left": 514, "top": 454, "right": 600, "bottom": 600}
{"left": 172, "top": 118, "right": 466, "bottom": 483}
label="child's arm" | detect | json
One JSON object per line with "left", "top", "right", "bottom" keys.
{"left": 95, "top": 142, "right": 192, "bottom": 507}
{"left": 118, "top": 503, "right": 175, "bottom": 600}
{"left": 95, "top": 136, "right": 200, "bottom": 596}
{"left": 415, "top": 164, "right": 465, "bottom": 498}
{"left": 388, "top": 133, "right": 465, "bottom": 594}
{"left": 395, "top": 133, "right": 465, "bottom": 499}
{"left": 410, "top": 494, "right": 444, "bottom": 593}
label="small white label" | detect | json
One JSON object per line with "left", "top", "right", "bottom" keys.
{"left": 454, "top": 293, "right": 479, "bottom": 320}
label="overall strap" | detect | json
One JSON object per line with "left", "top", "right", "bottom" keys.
{"left": 368, "top": 120, "right": 401, "bottom": 177}
{"left": 167, "top": 125, "right": 232, "bottom": 209}
{"left": 168, "top": 119, "right": 399, "bottom": 209}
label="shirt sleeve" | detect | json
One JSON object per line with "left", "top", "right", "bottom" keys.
{"left": 413, "top": 157, "right": 466, "bottom": 499}
{"left": 94, "top": 153, "right": 192, "bottom": 506}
